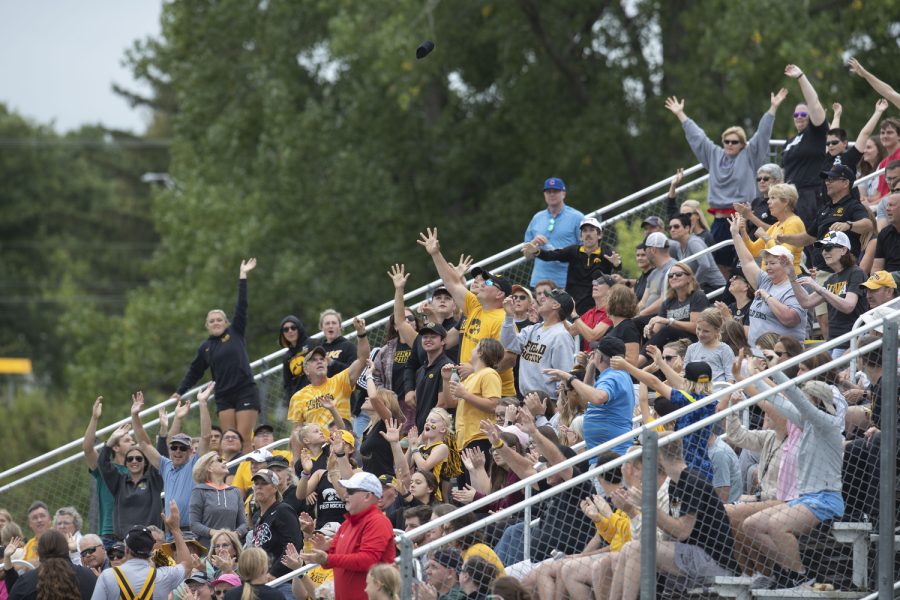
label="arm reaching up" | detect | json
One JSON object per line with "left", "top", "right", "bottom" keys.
{"left": 848, "top": 57, "right": 900, "bottom": 109}
{"left": 784, "top": 64, "right": 826, "bottom": 125}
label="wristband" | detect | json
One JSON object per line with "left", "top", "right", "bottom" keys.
{"left": 668, "top": 317, "right": 674, "bottom": 326}
{"left": 300, "top": 471, "right": 311, "bottom": 478}
{"left": 358, "top": 332, "right": 368, "bottom": 338}
{"left": 567, "top": 374, "right": 577, "bottom": 387}
{"left": 492, "top": 439, "right": 505, "bottom": 450}
{"left": 334, "top": 452, "right": 346, "bottom": 458}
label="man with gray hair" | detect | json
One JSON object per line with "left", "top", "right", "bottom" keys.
{"left": 78, "top": 534, "right": 110, "bottom": 572}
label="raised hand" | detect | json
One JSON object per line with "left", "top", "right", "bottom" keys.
{"left": 380, "top": 418, "right": 402, "bottom": 444}
{"left": 352, "top": 317, "right": 367, "bottom": 336}
{"left": 298, "top": 512, "right": 315, "bottom": 535}
{"left": 611, "top": 487, "right": 636, "bottom": 512}
{"left": 502, "top": 296, "right": 516, "bottom": 316}
{"left": 847, "top": 57, "right": 868, "bottom": 78}
{"left": 239, "top": 258, "right": 257, "bottom": 277}
{"left": 590, "top": 494, "right": 613, "bottom": 519}
{"left": 3, "top": 536, "right": 23, "bottom": 562}
{"left": 542, "top": 368, "right": 569, "bottom": 383}
{"left": 646, "top": 344, "right": 663, "bottom": 365}
{"left": 198, "top": 381, "right": 216, "bottom": 404}
{"left": 784, "top": 64, "right": 803, "bottom": 79}
{"left": 131, "top": 391, "right": 145, "bottom": 416}
{"left": 210, "top": 552, "right": 236, "bottom": 573}
{"left": 609, "top": 356, "right": 629, "bottom": 371}
{"left": 728, "top": 214, "right": 743, "bottom": 237}
{"left": 161, "top": 500, "right": 180, "bottom": 532}
{"left": 517, "top": 407, "right": 537, "bottom": 435}
{"left": 173, "top": 398, "right": 190, "bottom": 421}
{"left": 330, "top": 428, "right": 346, "bottom": 455}
{"left": 388, "top": 264, "right": 410, "bottom": 289}
{"left": 107, "top": 423, "right": 131, "bottom": 447}
{"left": 415, "top": 581, "right": 439, "bottom": 600}
{"left": 158, "top": 406, "right": 169, "bottom": 434}
{"left": 832, "top": 101, "right": 842, "bottom": 117}
{"left": 92, "top": 396, "right": 103, "bottom": 420}
{"left": 460, "top": 447, "right": 486, "bottom": 471}
{"left": 417, "top": 227, "right": 441, "bottom": 256}
{"left": 407, "top": 425, "right": 420, "bottom": 447}
{"left": 732, "top": 348, "right": 745, "bottom": 381}
{"left": 670, "top": 167, "right": 684, "bottom": 189}
{"left": 876, "top": 98, "right": 889, "bottom": 112}
{"left": 452, "top": 254, "right": 473, "bottom": 278}
{"left": 281, "top": 543, "right": 304, "bottom": 570}
{"left": 604, "top": 251, "right": 622, "bottom": 268}
{"left": 664, "top": 96, "right": 685, "bottom": 117}
{"left": 580, "top": 497, "right": 602, "bottom": 522}
{"left": 299, "top": 448, "right": 314, "bottom": 474}
{"left": 479, "top": 419, "right": 501, "bottom": 445}
{"left": 504, "top": 403, "right": 519, "bottom": 426}
{"left": 320, "top": 393, "right": 336, "bottom": 411}
{"left": 770, "top": 87, "right": 788, "bottom": 109}
{"left": 440, "top": 363, "right": 455, "bottom": 380}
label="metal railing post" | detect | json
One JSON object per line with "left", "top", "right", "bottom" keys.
{"left": 878, "top": 318, "right": 897, "bottom": 600}
{"left": 398, "top": 533, "right": 415, "bottom": 600}
{"left": 640, "top": 430, "right": 658, "bottom": 600}
{"left": 523, "top": 484, "right": 532, "bottom": 561}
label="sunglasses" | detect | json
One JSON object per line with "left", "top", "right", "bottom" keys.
{"left": 667, "top": 272, "right": 687, "bottom": 279}
{"left": 546, "top": 217, "right": 556, "bottom": 232}
{"left": 512, "top": 294, "right": 529, "bottom": 301}
{"left": 169, "top": 444, "right": 190, "bottom": 452}
{"left": 405, "top": 315, "right": 417, "bottom": 322}
{"left": 821, "top": 245, "right": 839, "bottom": 252}
{"left": 281, "top": 325, "right": 298, "bottom": 333}
{"left": 756, "top": 176, "right": 771, "bottom": 182}
{"left": 723, "top": 139, "right": 742, "bottom": 145}
{"left": 484, "top": 280, "right": 495, "bottom": 287}
{"left": 80, "top": 545, "right": 101, "bottom": 557}
{"left": 793, "top": 111, "right": 808, "bottom": 118}
{"left": 667, "top": 224, "right": 682, "bottom": 230}
{"left": 125, "top": 455, "right": 144, "bottom": 463}
{"left": 763, "top": 353, "right": 777, "bottom": 361}
{"left": 108, "top": 549, "right": 124, "bottom": 560}
{"left": 825, "top": 140, "right": 842, "bottom": 147}
{"left": 662, "top": 355, "right": 678, "bottom": 362}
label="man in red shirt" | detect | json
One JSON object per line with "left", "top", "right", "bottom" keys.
{"left": 300, "top": 471, "right": 395, "bottom": 600}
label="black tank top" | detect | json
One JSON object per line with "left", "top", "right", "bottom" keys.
{"left": 314, "top": 471, "right": 346, "bottom": 528}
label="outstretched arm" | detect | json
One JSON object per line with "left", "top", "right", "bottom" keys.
{"left": 729, "top": 214, "right": 762, "bottom": 286}
{"left": 784, "top": 64, "right": 826, "bottom": 125}
{"left": 388, "top": 264, "right": 419, "bottom": 347}
{"left": 130, "top": 391, "right": 162, "bottom": 469}
{"left": 82, "top": 396, "right": 104, "bottom": 470}
{"left": 849, "top": 57, "right": 900, "bottom": 109}
{"left": 197, "top": 382, "right": 214, "bottom": 455}
{"left": 417, "top": 228, "right": 469, "bottom": 308}
{"left": 855, "top": 98, "right": 890, "bottom": 149}
{"left": 346, "top": 318, "right": 371, "bottom": 383}
{"left": 609, "top": 356, "right": 673, "bottom": 400}
{"left": 829, "top": 102, "right": 842, "bottom": 130}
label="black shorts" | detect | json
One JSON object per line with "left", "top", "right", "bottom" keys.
{"left": 215, "top": 385, "right": 260, "bottom": 413}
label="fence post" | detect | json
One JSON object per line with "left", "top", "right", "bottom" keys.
{"left": 878, "top": 318, "right": 897, "bottom": 600}
{"left": 258, "top": 358, "right": 269, "bottom": 419}
{"left": 640, "top": 429, "right": 658, "bottom": 600}
{"left": 398, "top": 533, "right": 415, "bottom": 600}
{"left": 523, "top": 484, "right": 532, "bottom": 561}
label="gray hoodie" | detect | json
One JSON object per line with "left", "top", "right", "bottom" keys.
{"left": 768, "top": 372, "right": 843, "bottom": 495}
{"left": 188, "top": 483, "right": 248, "bottom": 548}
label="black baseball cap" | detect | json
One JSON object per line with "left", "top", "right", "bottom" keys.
{"left": 820, "top": 164, "right": 855, "bottom": 184}
{"left": 546, "top": 288, "right": 575, "bottom": 317}
{"left": 253, "top": 424, "right": 274, "bottom": 436}
{"left": 590, "top": 336, "right": 625, "bottom": 357}
{"left": 470, "top": 267, "right": 513, "bottom": 296}
{"left": 684, "top": 362, "right": 712, "bottom": 383}
{"left": 124, "top": 527, "right": 155, "bottom": 558}
{"left": 419, "top": 322, "right": 447, "bottom": 338}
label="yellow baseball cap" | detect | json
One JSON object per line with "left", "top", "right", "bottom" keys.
{"left": 862, "top": 271, "right": 897, "bottom": 290}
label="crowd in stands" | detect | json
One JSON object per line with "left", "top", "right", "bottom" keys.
{"left": 3, "top": 59, "right": 900, "bottom": 600}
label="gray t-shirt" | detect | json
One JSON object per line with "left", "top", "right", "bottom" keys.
{"left": 672, "top": 235, "right": 727, "bottom": 289}
{"left": 644, "top": 258, "right": 676, "bottom": 307}
{"left": 708, "top": 436, "right": 743, "bottom": 504}
{"left": 500, "top": 318, "right": 575, "bottom": 396}
{"left": 747, "top": 272, "right": 807, "bottom": 345}
{"left": 91, "top": 558, "right": 185, "bottom": 600}
{"left": 684, "top": 342, "right": 736, "bottom": 383}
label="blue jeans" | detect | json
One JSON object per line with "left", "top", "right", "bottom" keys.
{"left": 352, "top": 412, "right": 371, "bottom": 446}
{"left": 273, "top": 581, "right": 294, "bottom": 600}
{"left": 495, "top": 521, "right": 526, "bottom": 566}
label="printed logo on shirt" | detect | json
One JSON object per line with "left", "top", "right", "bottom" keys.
{"left": 826, "top": 280, "right": 847, "bottom": 296}
{"left": 465, "top": 318, "right": 482, "bottom": 338}
{"left": 783, "top": 134, "right": 803, "bottom": 153}
{"left": 252, "top": 523, "right": 272, "bottom": 546}
{"left": 326, "top": 350, "right": 342, "bottom": 361}
{"left": 666, "top": 305, "right": 692, "bottom": 321}
{"left": 521, "top": 340, "right": 547, "bottom": 363}
{"left": 321, "top": 488, "right": 344, "bottom": 511}
{"left": 290, "top": 354, "right": 306, "bottom": 376}
{"left": 394, "top": 349, "right": 411, "bottom": 365}
{"left": 221, "top": 334, "right": 230, "bottom": 343}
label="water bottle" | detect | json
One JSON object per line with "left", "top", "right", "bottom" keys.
{"left": 450, "top": 367, "right": 461, "bottom": 399}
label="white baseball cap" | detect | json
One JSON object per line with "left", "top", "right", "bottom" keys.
{"left": 339, "top": 472, "right": 383, "bottom": 498}
{"left": 761, "top": 245, "right": 793, "bottom": 260}
{"left": 815, "top": 230, "right": 851, "bottom": 250}
{"left": 579, "top": 216, "right": 602, "bottom": 231}
{"left": 644, "top": 232, "right": 670, "bottom": 248}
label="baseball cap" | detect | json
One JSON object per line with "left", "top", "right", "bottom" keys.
{"left": 684, "top": 362, "right": 712, "bottom": 383}
{"left": 590, "top": 336, "right": 625, "bottom": 357}
{"left": 419, "top": 322, "right": 448, "bottom": 338}
{"left": 761, "top": 245, "right": 793, "bottom": 260}
{"left": 546, "top": 288, "right": 575, "bottom": 317}
{"left": 820, "top": 164, "right": 856, "bottom": 184}
{"left": 802, "top": 381, "right": 836, "bottom": 415}
{"left": 307, "top": 346, "right": 328, "bottom": 360}
{"left": 253, "top": 424, "right": 275, "bottom": 436}
{"left": 579, "top": 216, "right": 602, "bottom": 231}
{"left": 592, "top": 275, "right": 615, "bottom": 287}
{"left": 862, "top": 270, "right": 898, "bottom": 290}
{"left": 266, "top": 455, "right": 290, "bottom": 470}
{"left": 511, "top": 284, "right": 534, "bottom": 303}
{"left": 210, "top": 573, "right": 241, "bottom": 587}
{"left": 642, "top": 216, "right": 664, "bottom": 228}
{"left": 315, "top": 522, "right": 342, "bottom": 538}
{"left": 543, "top": 177, "right": 566, "bottom": 191}
{"left": 185, "top": 571, "right": 211, "bottom": 586}
{"left": 430, "top": 285, "right": 452, "bottom": 299}
{"left": 378, "top": 474, "right": 399, "bottom": 488}
{"left": 124, "top": 527, "right": 155, "bottom": 558}
{"left": 815, "top": 230, "right": 851, "bottom": 250}
{"left": 431, "top": 548, "right": 463, "bottom": 572}
{"left": 644, "top": 232, "right": 670, "bottom": 248}
{"left": 245, "top": 449, "right": 273, "bottom": 464}
{"left": 499, "top": 425, "right": 530, "bottom": 449}
{"left": 251, "top": 469, "right": 280, "bottom": 486}
{"left": 169, "top": 433, "right": 192, "bottom": 448}
{"left": 470, "top": 267, "right": 513, "bottom": 297}
{"left": 339, "top": 471, "right": 383, "bottom": 498}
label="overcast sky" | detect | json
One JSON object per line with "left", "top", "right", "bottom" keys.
{"left": 0, "top": 1, "right": 163, "bottom": 133}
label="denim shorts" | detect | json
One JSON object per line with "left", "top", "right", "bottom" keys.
{"left": 788, "top": 490, "right": 845, "bottom": 523}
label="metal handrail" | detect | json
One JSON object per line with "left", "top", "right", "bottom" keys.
{"left": 847, "top": 294, "right": 900, "bottom": 380}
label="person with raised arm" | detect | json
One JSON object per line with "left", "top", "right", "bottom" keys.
{"left": 665, "top": 87, "right": 788, "bottom": 269}
{"left": 82, "top": 396, "right": 133, "bottom": 545}
{"left": 172, "top": 259, "right": 259, "bottom": 454}
{"left": 131, "top": 385, "right": 212, "bottom": 535}
{"left": 848, "top": 58, "right": 900, "bottom": 197}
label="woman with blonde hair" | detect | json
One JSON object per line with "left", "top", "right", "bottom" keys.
{"left": 404, "top": 407, "right": 462, "bottom": 501}
{"left": 365, "top": 563, "right": 400, "bottom": 600}
{"left": 737, "top": 182, "right": 805, "bottom": 274}
{"left": 360, "top": 367, "right": 406, "bottom": 477}
{"left": 226, "top": 547, "right": 281, "bottom": 600}
{"left": 643, "top": 262, "right": 708, "bottom": 348}
{"left": 679, "top": 199, "right": 715, "bottom": 247}
{"left": 205, "top": 529, "right": 242, "bottom": 580}
{"left": 189, "top": 452, "right": 247, "bottom": 548}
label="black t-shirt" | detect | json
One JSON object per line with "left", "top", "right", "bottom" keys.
{"left": 634, "top": 270, "right": 651, "bottom": 302}
{"left": 659, "top": 290, "right": 709, "bottom": 321}
{"left": 391, "top": 342, "right": 413, "bottom": 397}
{"left": 9, "top": 563, "right": 96, "bottom": 600}
{"left": 782, "top": 119, "right": 829, "bottom": 188}
{"left": 248, "top": 502, "right": 305, "bottom": 577}
{"left": 224, "top": 583, "right": 284, "bottom": 600}
{"left": 415, "top": 352, "right": 453, "bottom": 431}
{"left": 747, "top": 195, "right": 779, "bottom": 242}
{"left": 360, "top": 420, "right": 394, "bottom": 477}
{"left": 728, "top": 299, "right": 752, "bottom": 327}
{"left": 807, "top": 194, "right": 871, "bottom": 271}
{"left": 607, "top": 319, "right": 641, "bottom": 345}
{"left": 282, "top": 483, "right": 309, "bottom": 515}
{"left": 669, "top": 468, "right": 740, "bottom": 573}
{"left": 823, "top": 266, "right": 868, "bottom": 346}
{"left": 531, "top": 447, "right": 596, "bottom": 561}
{"left": 875, "top": 224, "right": 900, "bottom": 272}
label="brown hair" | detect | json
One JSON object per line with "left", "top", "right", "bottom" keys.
{"left": 36, "top": 530, "right": 81, "bottom": 600}
{"left": 476, "top": 338, "right": 505, "bottom": 370}
{"left": 490, "top": 576, "right": 534, "bottom": 600}
{"left": 607, "top": 284, "right": 638, "bottom": 319}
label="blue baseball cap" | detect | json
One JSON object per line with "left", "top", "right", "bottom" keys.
{"left": 543, "top": 177, "right": 566, "bottom": 191}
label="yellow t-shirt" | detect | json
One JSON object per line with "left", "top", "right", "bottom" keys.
{"left": 456, "top": 368, "right": 502, "bottom": 448}
{"left": 744, "top": 215, "right": 805, "bottom": 275}
{"left": 460, "top": 292, "right": 515, "bottom": 396}
{"left": 231, "top": 449, "right": 295, "bottom": 491}
{"left": 594, "top": 509, "right": 632, "bottom": 552}
{"left": 307, "top": 565, "right": 333, "bottom": 586}
{"left": 462, "top": 543, "right": 506, "bottom": 576}
{"left": 288, "top": 370, "right": 353, "bottom": 430}
{"left": 24, "top": 537, "right": 38, "bottom": 563}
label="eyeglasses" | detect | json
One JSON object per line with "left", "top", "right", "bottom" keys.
{"left": 667, "top": 272, "right": 687, "bottom": 279}
{"left": 108, "top": 549, "right": 124, "bottom": 560}
{"left": 825, "top": 140, "right": 842, "bottom": 146}
{"left": 169, "top": 444, "right": 190, "bottom": 452}
{"left": 80, "top": 545, "right": 101, "bottom": 557}
{"left": 729, "top": 276, "right": 745, "bottom": 283}
{"left": 213, "top": 543, "right": 234, "bottom": 550}
{"left": 662, "top": 355, "right": 678, "bottom": 362}
{"left": 405, "top": 315, "right": 417, "bottom": 322}
{"left": 793, "top": 111, "right": 808, "bottom": 118}
{"left": 537, "top": 290, "right": 551, "bottom": 297}
{"left": 512, "top": 294, "right": 529, "bottom": 301}
{"left": 592, "top": 279, "right": 609, "bottom": 286}
{"left": 222, "top": 435, "right": 240, "bottom": 441}
{"left": 756, "top": 176, "right": 771, "bottom": 182}
{"left": 821, "top": 245, "right": 838, "bottom": 252}
{"left": 546, "top": 217, "right": 556, "bottom": 233}
{"left": 125, "top": 455, "right": 144, "bottom": 463}
{"left": 281, "top": 325, "right": 298, "bottom": 332}
{"left": 667, "top": 224, "right": 681, "bottom": 230}
{"left": 723, "top": 139, "right": 742, "bottom": 145}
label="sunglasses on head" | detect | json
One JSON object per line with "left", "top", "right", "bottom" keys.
{"left": 546, "top": 217, "right": 556, "bottom": 232}
{"left": 756, "top": 176, "right": 771, "bottom": 182}
{"left": 125, "top": 455, "right": 144, "bottom": 463}
{"left": 793, "top": 111, "right": 808, "bottom": 118}
{"left": 281, "top": 325, "right": 298, "bottom": 333}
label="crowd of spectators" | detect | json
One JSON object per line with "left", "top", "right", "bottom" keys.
{"left": 2, "top": 59, "right": 900, "bottom": 600}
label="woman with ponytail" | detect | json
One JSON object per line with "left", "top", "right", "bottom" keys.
{"left": 222, "top": 548, "right": 281, "bottom": 600}
{"left": 365, "top": 564, "right": 400, "bottom": 600}
{"left": 9, "top": 529, "right": 95, "bottom": 599}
